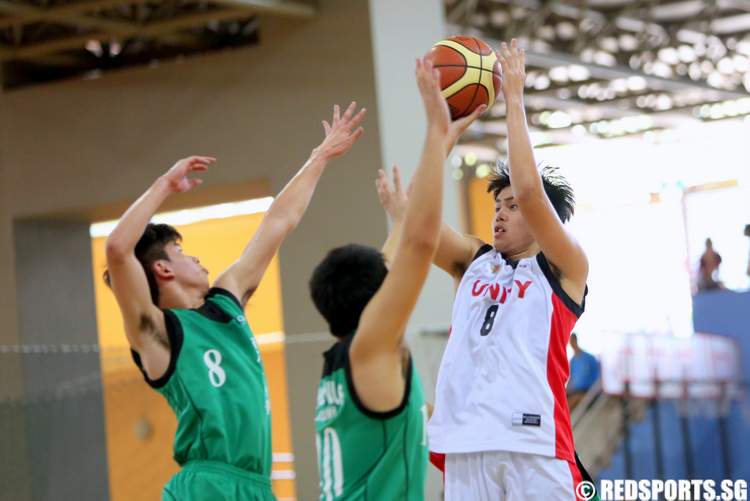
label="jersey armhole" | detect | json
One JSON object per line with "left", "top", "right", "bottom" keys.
{"left": 205, "top": 287, "right": 243, "bottom": 311}
{"left": 131, "top": 309, "right": 184, "bottom": 389}
{"left": 344, "top": 349, "right": 414, "bottom": 420}
{"left": 536, "top": 253, "right": 587, "bottom": 318}
{"left": 472, "top": 243, "right": 494, "bottom": 262}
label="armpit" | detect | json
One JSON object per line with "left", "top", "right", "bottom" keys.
{"left": 139, "top": 313, "right": 168, "bottom": 348}
{"left": 453, "top": 261, "right": 467, "bottom": 278}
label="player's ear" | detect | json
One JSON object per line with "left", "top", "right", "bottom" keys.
{"left": 153, "top": 260, "right": 175, "bottom": 280}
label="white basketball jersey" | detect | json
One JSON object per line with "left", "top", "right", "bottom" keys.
{"left": 428, "top": 245, "right": 586, "bottom": 462}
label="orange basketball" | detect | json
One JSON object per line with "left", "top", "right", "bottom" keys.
{"left": 424, "top": 36, "right": 502, "bottom": 120}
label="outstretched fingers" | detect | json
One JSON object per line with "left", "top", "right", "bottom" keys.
{"left": 392, "top": 164, "right": 403, "bottom": 194}
{"left": 328, "top": 102, "right": 366, "bottom": 134}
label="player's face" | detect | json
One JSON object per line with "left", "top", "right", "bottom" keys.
{"left": 492, "top": 187, "right": 535, "bottom": 254}
{"left": 164, "top": 242, "right": 210, "bottom": 291}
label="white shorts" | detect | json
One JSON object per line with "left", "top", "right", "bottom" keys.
{"left": 444, "top": 451, "right": 588, "bottom": 501}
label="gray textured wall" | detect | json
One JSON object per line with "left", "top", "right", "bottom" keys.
{"left": 13, "top": 221, "right": 109, "bottom": 501}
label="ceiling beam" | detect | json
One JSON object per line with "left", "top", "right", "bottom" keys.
{"left": 0, "top": 0, "right": 315, "bottom": 31}
{"left": 0, "top": 0, "right": 142, "bottom": 34}
{"left": 451, "top": 27, "right": 749, "bottom": 99}
{"left": 718, "top": 0, "right": 750, "bottom": 12}
{"left": 208, "top": 0, "right": 316, "bottom": 18}
{"left": 524, "top": 76, "right": 609, "bottom": 96}
{"left": 0, "top": 7, "right": 262, "bottom": 62}
{"left": 446, "top": 0, "right": 478, "bottom": 24}
{"left": 523, "top": 93, "right": 634, "bottom": 118}
{"left": 523, "top": 48, "right": 750, "bottom": 100}
{"left": 710, "top": 12, "right": 750, "bottom": 34}
{"left": 650, "top": 0, "right": 707, "bottom": 21}
{"left": 0, "top": 0, "right": 159, "bottom": 30}
{"left": 647, "top": 0, "right": 750, "bottom": 20}
{"left": 488, "top": 0, "right": 669, "bottom": 38}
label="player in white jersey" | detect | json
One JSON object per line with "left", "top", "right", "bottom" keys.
{"left": 426, "top": 39, "right": 593, "bottom": 500}
{"left": 375, "top": 40, "right": 596, "bottom": 500}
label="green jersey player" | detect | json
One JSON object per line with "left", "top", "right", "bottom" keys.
{"left": 104, "top": 102, "right": 366, "bottom": 500}
{"left": 308, "top": 59, "right": 486, "bottom": 501}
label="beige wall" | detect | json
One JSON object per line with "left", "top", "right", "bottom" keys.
{"left": 0, "top": 0, "right": 386, "bottom": 498}
{"left": 0, "top": 101, "right": 32, "bottom": 501}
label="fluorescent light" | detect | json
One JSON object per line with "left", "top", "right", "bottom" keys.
{"left": 270, "top": 470, "right": 296, "bottom": 480}
{"left": 475, "top": 163, "right": 492, "bottom": 178}
{"left": 678, "top": 45, "right": 696, "bottom": 63}
{"left": 530, "top": 131, "right": 551, "bottom": 145}
{"left": 549, "top": 66, "right": 569, "bottom": 82}
{"left": 611, "top": 79, "right": 628, "bottom": 93}
{"left": 548, "top": 111, "right": 572, "bottom": 129}
{"left": 534, "top": 74, "right": 551, "bottom": 90}
{"left": 85, "top": 40, "right": 103, "bottom": 57}
{"left": 717, "top": 57, "right": 735, "bottom": 74}
{"left": 657, "top": 47, "right": 679, "bottom": 65}
{"left": 255, "top": 331, "right": 285, "bottom": 345}
{"left": 90, "top": 197, "right": 274, "bottom": 237}
{"left": 566, "top": 65, "right": 590, "bottom": 81}
{"left": 627, "top": 76, "right": 647, "bottom": 92}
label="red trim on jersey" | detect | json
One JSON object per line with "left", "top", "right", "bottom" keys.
{"left": 568, "top": 459, "right": 585, "bottom": 500}
{"left": 547, "top": 293, "right": 577, "bottom": 462}
{"left": 429, "top": 451, "right": 446, "bottom": 472}
{"left": 430, "top": 451, "right": 446, "bottom": 489}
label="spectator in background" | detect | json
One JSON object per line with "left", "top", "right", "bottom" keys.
{"left": 567, "top": 333, "right": 600, "bottom": 410}
{"left": 698, "top": 238, "right": 723, "bottom": 291}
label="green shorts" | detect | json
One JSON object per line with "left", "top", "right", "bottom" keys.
{"left": 163, "top": 460, "right": 276, "bottom": 501}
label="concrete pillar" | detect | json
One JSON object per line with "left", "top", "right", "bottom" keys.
{"left": 368, "top": 1, "right": 451, "bottom": 499}
{"left": 0, "top": 122, "right": 33, "bottom": 501}
{"left": 12, "top": 221, "right": 109, "bottom": 501}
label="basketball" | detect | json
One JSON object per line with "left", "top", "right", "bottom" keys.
{"left": 425, "top": 36, "right": 502, "bottom": 120}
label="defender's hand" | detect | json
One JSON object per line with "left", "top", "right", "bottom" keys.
{"left": 316, "top": 102, "right": 367, "bottom": 161}
{"left": 375, "top": 164, "right": 410, "bottom": 223}
{"left": 161, "top": 156, "right": 215, "bottom": 193}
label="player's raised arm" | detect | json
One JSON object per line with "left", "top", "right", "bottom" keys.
{"left": 498, "top": 39, "right": 588, "bottom": 301}
{"left": 376, "top": 166, "right": 480, "bottom": 294}
{"left": 105, "top": 156, "right": 215, "bottom": 354}
{"left": 214, "top": 102, "right": 366, "bottom": 306}
{"left": 349, "top": 59, "right": 448, "bottom": 408}
{"left": 375, "top": 165, "right": 408, "bottom": 267}
{"left": 433, "top": 224, "right": 485, "bottom": 279}
{"left": 434, "top": 100, "right": 487, "bottom": 279}
{"left": 377, "top": 116, "right": 486, "bottom": 280}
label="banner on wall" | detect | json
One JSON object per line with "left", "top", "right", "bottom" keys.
{"left": 600, "top": 332, "right": 742, "bottom": 399}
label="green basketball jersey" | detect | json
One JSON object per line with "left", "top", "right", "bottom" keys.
{"left": 132, "top": 287, "right": 272, "bottom": 477}
{"left": 315, "top": 335, "right": 428, "bottom": 501}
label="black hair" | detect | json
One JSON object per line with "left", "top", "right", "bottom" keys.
{"left": 309, "top": 244, "right": 389, "bottom": 338}
{"left": 487, "top": 161, "right": 575, "bottom": 223}
{"left": 103, "top": 223, "right": 182, "bottom": 305}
